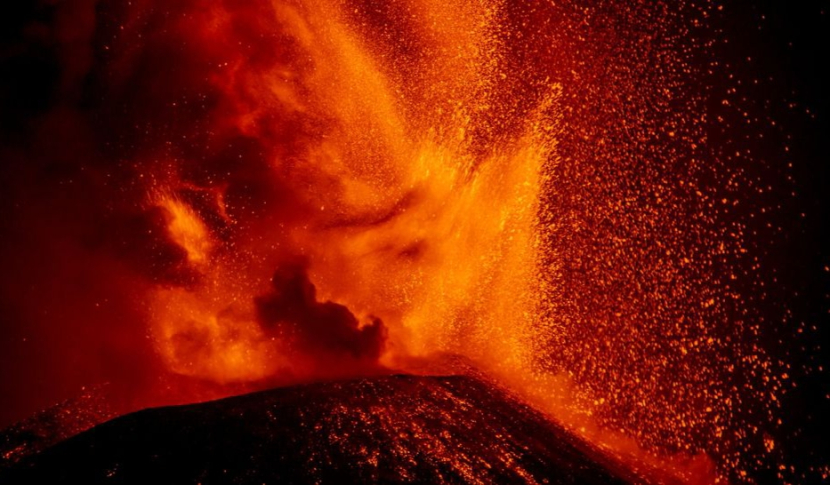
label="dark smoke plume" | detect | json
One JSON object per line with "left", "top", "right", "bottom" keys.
{"left": 257, "top": 259, "right": 387, "bottom": 365}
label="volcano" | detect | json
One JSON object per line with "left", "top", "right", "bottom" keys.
{"left": 0, "top": 374, "right": 639, "bottom": 484}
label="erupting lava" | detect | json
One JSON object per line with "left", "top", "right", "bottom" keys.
{"left": 2, "top": 0, "right": 826, "bottom": 483}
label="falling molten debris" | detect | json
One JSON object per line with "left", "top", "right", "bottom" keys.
{"left": 0, "top": 0, "right": 826, "bottom": 483}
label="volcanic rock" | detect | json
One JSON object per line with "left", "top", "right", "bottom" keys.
{"left": 1, "top": 375, "right": 634, "bottom": 484}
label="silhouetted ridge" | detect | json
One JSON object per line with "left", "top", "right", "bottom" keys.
{"left": 2, "top": 375, "right": 633, "bottom": 484}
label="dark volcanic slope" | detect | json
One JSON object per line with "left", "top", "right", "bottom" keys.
{"left": 1, "top": 375, "right": 632, "bottom": 484}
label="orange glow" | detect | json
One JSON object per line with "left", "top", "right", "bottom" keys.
{"left": 158, "top": 196, "right": 214, "bottom": 265}
{"left": 142, "top": 1, "right": 561, "bottom": 394}
{"left": 44, "top": 0, "right": 787, "bottom": 482}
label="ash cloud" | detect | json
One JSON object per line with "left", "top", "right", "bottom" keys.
{"left": 256, "top": 259, "right": 387, "bottom": 365}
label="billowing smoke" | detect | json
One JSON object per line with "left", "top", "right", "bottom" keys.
{"left": 257, "top": 258, "right": 386, "bottom": 368}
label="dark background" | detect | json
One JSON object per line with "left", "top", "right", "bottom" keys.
{"left": 707, "top": 3, "right": 829, "bottom": 482}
